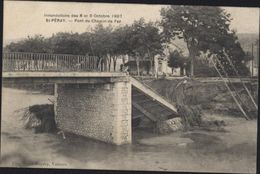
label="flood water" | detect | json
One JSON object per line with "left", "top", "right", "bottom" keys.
{"left": 0, "top": 87, "right": 257, "bottom": 173}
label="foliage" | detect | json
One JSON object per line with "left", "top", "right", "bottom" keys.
{"left": 125, "top": 18, "right": 163, "bottom": 57}
{"left": 90, "top": 24, "right": 113, "bottom": 57}
{"left": 124, "top": 18, "right": 163, "bottom": 75}
{"left": 161, "top": 5, "right": 250, "bottom": 76}
{"left": 5, "top": 35, "right": 50, "bottom": 53}
{"left": 168, "top": 50, "right": 186, "bottom": 69}
{"left": 5, "top": 20, "right": 162, "bottom": 74}
{"left": 48, "top": 32, "right": 89, "bottom": 55}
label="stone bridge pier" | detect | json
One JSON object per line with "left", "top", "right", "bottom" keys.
{"left": 53, "top": 76, "right": 132, "bottom": 145}
{"left": 2, "top": 71, "right": 179, "bottom": 145}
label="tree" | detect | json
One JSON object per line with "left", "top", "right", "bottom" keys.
{"left": 217, "top": 33, "right": 251, "bottom": 76}
{"left": 90, "top": 24, "right": 129, "bottom": 71}
{"left": 109, "top": 25, "right": 132, "bottom": 71}
{"left": 48, "top": 32, "right": 88, "bottom": 55}
{"left": 4, "top": 20, "right": 163, "bottom": 74}
{"left": 125, "top": 18, "right": 163, "bottom": 76}
{"left": 168, "top": 50, "right": 187, "bottom": 75}
{"left": 5, "top": 35, "right": 50, "bottom": 53}
{"left": 161, "top": 6, "right": 250, "bottom": 77}
{"left": 79, "top": 31, "right": 95, "bottom": 55}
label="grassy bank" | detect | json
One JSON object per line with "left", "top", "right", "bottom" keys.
{"left": 142, "top": 78, "right": 258, "bottom": 118}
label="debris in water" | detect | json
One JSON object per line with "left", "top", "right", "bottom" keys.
{"left": 156, "top": 117, "right": 184, "bottom": 134}
{"left": 20, "top": 104, "right": 57, "bottom": 133}
{"left": 175, "top": 79, "right": 203, "bottom": 130}
{"left": 57, "top": 130, "right": 66, "bottom": 139}
{"left": 175, "top": 78, "right": 227, "bottom": 131}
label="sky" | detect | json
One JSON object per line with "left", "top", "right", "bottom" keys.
{"left": 3, "top": 1, "right": 259, "bottom": 44}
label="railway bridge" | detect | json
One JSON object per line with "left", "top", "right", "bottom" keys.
{"left": 2, "top": 52, "right": 178, "bottom": 145}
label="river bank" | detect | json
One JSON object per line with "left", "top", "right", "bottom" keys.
{"left": 143, "top": 78, "right": 258, "bottom": 117}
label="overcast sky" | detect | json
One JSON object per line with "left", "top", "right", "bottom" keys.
{"left": 3, "top": 1, "right": 259, "bottom": 43}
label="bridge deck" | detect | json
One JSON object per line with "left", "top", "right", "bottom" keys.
{"left": 2, "top": 72, "right": 128, "bottom": 84}
{"left": 2, "top": 72, "right": 127, "bottom": 78}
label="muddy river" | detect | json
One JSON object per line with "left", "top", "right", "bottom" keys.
{"left": 0, "top": 87, "right": 257, "bottom": 173}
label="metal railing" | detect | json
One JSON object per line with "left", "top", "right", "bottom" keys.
{"left": 2, "top": 52, "right": 101, "bottom": 72}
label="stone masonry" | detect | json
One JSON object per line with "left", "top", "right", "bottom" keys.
{"left": 54, "top": 79, "right": 132, "bottom": 145}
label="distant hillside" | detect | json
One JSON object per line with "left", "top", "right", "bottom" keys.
{"left": 169, "top": 33, "right": 259, "bottom": 59}
{"left": 237, "top": 33, "right": 259, "bottom": 57}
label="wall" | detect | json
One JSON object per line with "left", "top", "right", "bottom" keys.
{"left": 54, "top": 80, "right": 131, "bottom": 145}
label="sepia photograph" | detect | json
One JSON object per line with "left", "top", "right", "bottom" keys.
{"left": 1, "top": 1, "right": 259, "bottom": 173}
